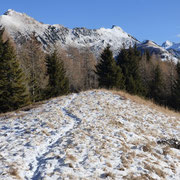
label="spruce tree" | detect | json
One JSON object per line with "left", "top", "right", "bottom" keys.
{"left": 149, "top": 64, "right": 164, "bottom": 104}
{"left": 145, "top": 49, "right": 151, "bottom": 61}
{"left": 0, "top": 30, "right": 30, "bottom": 113}
{"left": 95, "top": 46, "right": 124, "bottom": 89}
{"left": 117, "top": 45, "right": 145, "bottom": 95}
{"left": 172, "top": 61, "right": 180, "bottom": 110}
{"left": 46, "top": 50, "right": 69, "bottom": 98}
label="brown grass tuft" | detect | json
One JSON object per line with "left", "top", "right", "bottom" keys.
{"left": 9, "top": 167, "right": 22, "bottom": 180}
{"left": 66, "top": 154, "right": 77, "bottom": 162}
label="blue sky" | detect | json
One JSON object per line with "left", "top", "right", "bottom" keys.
{"left": 0, "top": 0, "right": 180, "bottom": 45}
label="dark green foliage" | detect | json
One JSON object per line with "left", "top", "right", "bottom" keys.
{"left": 148, "top": 64, "right": 164, "bottom": 104}
{"left": 117, "top": 45, "right": 145, "bottom": 95}
{"left": 172, "top": 62, "right": 180, "bottom": 110}
{"left": 95, "top": 46, "right": 124, "bottom": 89}
{"left": 0, "top": 30, "right": 30, "bottom": 113}
{"left": 46, "top": 50, "right": 69, "bottom": 98}
{"left": 145, "top": 49, "right": 151, "bottom": 61}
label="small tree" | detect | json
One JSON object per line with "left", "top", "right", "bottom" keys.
{"left": 46, "top": 50, "right": 69, "bottom": 98}
{"left": 95, "top": 46, "right": 124, "bottom": 89}
{"left": 0, "top": 30, "right": 30, "bottom": 113}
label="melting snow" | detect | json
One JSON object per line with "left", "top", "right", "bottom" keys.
{"left": 0, "top": 90, "right": 180, "bottom": 179}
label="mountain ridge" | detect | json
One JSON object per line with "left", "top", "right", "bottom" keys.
{"left": 0, "top": 9, "right": 137, "bottom": 57}
{"left": 0, "top": 9, "right": 179, "bottom": 62}
{"left": 162, "top": 40, "right": 180, "bottom": 59}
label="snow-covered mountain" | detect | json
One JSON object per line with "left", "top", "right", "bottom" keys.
{"left": 162, "top": 40, "right": 180, "bottom": 51}
{"left": 0, "top": 90, "right": 180, "bottom": 179}
{"left": 137, "top": 40, "right": 178, "bottom": 62}
{"left": 0, "top": 9, "right": 179, "bottom": 62}
{"left": 0, "top": 9, "right": 138, "bottom": 57}
{"left": 162, "top": 40, "right": 180, "bottom": 59}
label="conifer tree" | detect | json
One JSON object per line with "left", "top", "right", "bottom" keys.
{"left": 46, "top": 50, "right": 69, "bottom": 98}
{"left": 172, "top": 61, "right": 180, "bottom": 110}
{"left": 117, "top": 45, "right": 145, "bottom": 95}
{"left": 145, "top": 49, "right": 151, "bottom": 61}
{"left": 149, "top": 64, "right": 164, "bottom": 104}
{"left": 95, "top": 46, "right": 124, "bottom": 89}
{"left": 0, "top": 30, "right": 30, "bottom": 113}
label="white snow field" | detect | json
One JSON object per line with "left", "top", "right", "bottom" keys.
{"left": 0, "top": 90, "right": 180, "bottom": 179}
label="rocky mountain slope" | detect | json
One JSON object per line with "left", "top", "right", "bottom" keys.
{"left": 0, "top": 9, "right": 137, "bottom": 57}
{"left": 0, "top": 90, "right": 180, "bottom": 179}
{"left": 162, "top": 40, "right": 180, "bottom": 59}
{"left": 137, "top": 40, "right": 178, "bottom": 62}
{"left": 0, "top": 9, "right": 179, "bottom": 62}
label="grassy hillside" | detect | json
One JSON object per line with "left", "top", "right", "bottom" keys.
{"left": 0, "top": 90, "right": 179, "bottom": 179}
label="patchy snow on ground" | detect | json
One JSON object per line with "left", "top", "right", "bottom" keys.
{"left": 0, "top": 90, "right": 180, "bottom": 179}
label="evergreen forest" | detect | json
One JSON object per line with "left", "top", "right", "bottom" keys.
{"left": 0, "top": 28, "right": 180, "bottom": 113}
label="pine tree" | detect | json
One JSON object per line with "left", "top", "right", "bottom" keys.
{"left": 0, "top": 30, "right": 30, "bottom": 113}
{"left": 95, "top": 46, "right": 124, "bottom": 89}
{"left": 145, "top": 49, "right": 151, "bottom": 61}
{"left": 172, "top": 61, "right": 180, "bottom": 110}
{"left": 149, "top": 64, "right": 164, "bottom": 104}
{"left": 117, "top": 45, "right": 145, "bottom": 95}
{"left": 46, "top": 50, "right": 69, "bottom": 98}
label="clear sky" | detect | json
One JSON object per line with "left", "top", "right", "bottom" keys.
{"left": 0, "top": 0, "right": 180, "bottom": 45}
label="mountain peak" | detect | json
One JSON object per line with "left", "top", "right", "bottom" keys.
{"left": 4, "top": 9, "right": 15, "bottom": 15}
{"left": 162, "top": 40, "right": 173, "bottom": 49}
{"left": 3, "top": 9, "right": 22, "bottom": 16}
{"left": 0, "top": 10, "right": 138, "bottom": 57}
{"left": 111, "top": 25, "right": 124, "bottom": 32}
{"left": 0, "top": 10, "right": 179, "bottom": 62}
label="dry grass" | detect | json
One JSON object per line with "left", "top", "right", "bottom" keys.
{"left": 0, "top": 100, "right": 47, "bottom": 120}
{"left": 66, "top": 153, "right": 77, "bottom": 162}
{"left": 9, "top": 167, "right": 22, "bottom": 180}
{"left": 142, "top": 144, "right": 152, "bottom": 153}
{"left": 41, "top": 129, "right": 50, "bottom": 136}
{"left": 124, "top": 173, "right": 156, "bottom": 180}
{"left": 103, "top": 89, "right": 180, "bottom": 118}
{"left": 106, "top": 162, "right": 112, "bottom": 167}
{"left": 101, "top": 172, "right": 115, "bottom": 179}
{"left": 109, "top": 119, "right": 124, "bottom": 128}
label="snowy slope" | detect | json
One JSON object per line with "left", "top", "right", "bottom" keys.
{"left": 162, "top": 40, "right": 180, "bottom": 51}
{"left": 0, "top": 90, "right": 180, "bottom": 179}
{"left": 138, "top": 40, "right": 179, "bottom": 63}
{"left": 162, "top": 40, "right": 180, "bottom": 59}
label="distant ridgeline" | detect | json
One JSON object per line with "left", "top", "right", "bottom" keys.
{"left": 0, "top": 9, "right": 179, "bottom": 62}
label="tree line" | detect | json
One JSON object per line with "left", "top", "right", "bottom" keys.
{"left": 0, "top": 27, "right": 180, "bottom": 113}
{"left": 0, "top": 29, "right": 97, "bottom": 113}
{"left": 95, "top": 45, "right": 180, "bottom": 111}
{"left": 0, "top": 29, "right": 70, "bottom": 113}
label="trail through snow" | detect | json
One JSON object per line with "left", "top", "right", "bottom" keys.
{"left": 0, "top": 90, "right": 180, "bottom": 179}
